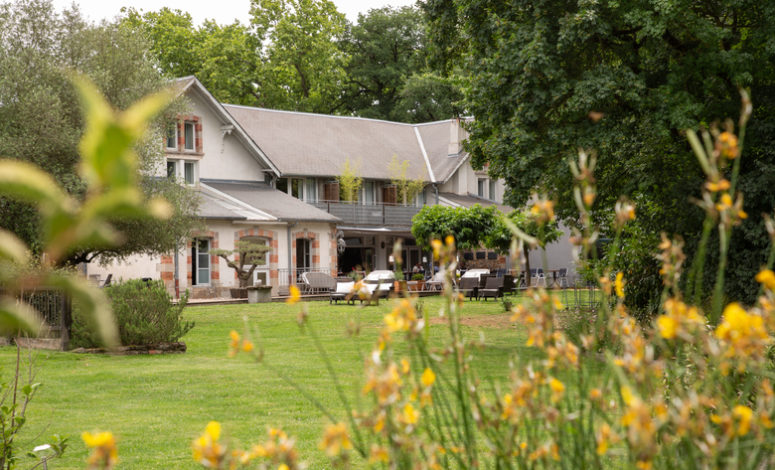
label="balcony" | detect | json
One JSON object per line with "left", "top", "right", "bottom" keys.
{"left": 312, "top": 200, "right": 420, "bottom": 228}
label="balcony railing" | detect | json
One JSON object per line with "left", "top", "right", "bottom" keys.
{"left": 313, "top": 200, "right": 420, "bottom": 227}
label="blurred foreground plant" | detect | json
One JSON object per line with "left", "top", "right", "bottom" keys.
{"left": 0, "top": 75, "right": 174, "bottom": 468}
{"left": 206, "top": 92, "right": 775, "bottom": 470}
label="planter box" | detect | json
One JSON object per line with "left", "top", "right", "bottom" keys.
{"left": 247, "top": 286, "right": 272, "bottom": 303}
{"left": 230, "top": 288, "right": 248, "bottom": 299}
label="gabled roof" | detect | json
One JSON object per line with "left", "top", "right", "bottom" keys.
{"left": 171, "top": 76, "right": 281, "bottom": 177}
{"left": 202, "top": 180, "right": 340, "bottom": 223}
{"left": 222, "top": 104, "right": 469, "bottom": 184}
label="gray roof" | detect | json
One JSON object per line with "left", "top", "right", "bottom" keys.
{"left": 203, "top": 180, "right": 340, "bottom": 223}
{"left": 438, "top": 192, "right": 514, "bottom": 214}
{"left": 222, "top": 104, "right": 467, "bottom": 183}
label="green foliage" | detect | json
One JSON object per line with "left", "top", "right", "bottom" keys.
{"left": 0, "top": 0, "right": 199, "bottom": 265}
{"left": 394, "top": 72, "right": 463, "bottom": 123}
{"left": 485, "top": 209, "right": 561, "bottom": 254}
{"left": 411, "top": 204, "right": 499, "bottom": 251}
{"left": 423, "top": 0, "right": 775, "bottom": 311}
{"left": 0, "top": 73, "right": 175, "bottom": 346}
{"left": 71, "top": 280, "right": 193, "bottom": 347}
{"left": 337, "top": 158, "right": 362, "bottom": 202}
{"left": 249, "top": 0, "right": 348, "bottom": 113}
{"left": 212, "top": 240, "right": 272, "bottom": 288}
{"left": 388, "top": 155, "right": 425, "bottom": 205}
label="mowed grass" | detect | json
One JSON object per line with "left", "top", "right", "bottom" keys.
{"left": 3, "top": 296, "right": 532, "bottom": 469}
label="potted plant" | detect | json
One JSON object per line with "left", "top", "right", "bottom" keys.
{"left": 411, "top": 273, "right": 425, "bottom": 291}
{"left": 212, "top": 240, "right": 271, "bottom": 299}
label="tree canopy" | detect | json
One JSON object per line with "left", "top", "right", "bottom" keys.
{"left": 0, "top": 0, "right": 199, "bottom": 264}
{"left": 423, "top": 0, "right": 775, "bottom": 307}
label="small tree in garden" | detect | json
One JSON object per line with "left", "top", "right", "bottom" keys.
{"left": 212, "top": 240, "right": 271, "bottom": 288}
{"left": 337, "top": 158, "right": 362, "bottom": 202}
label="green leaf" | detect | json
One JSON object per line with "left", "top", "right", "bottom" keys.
{"left": 0, "top": 229, "right": 30, "bottom": 265}
{"left": 0, "top": 298, "right": 43, "bottom": 336}
{"left": 0, "top": 161, "right": 73, "bottom": 213}
{"left": 46, "top": 273, "right": 118, "bottom": 349}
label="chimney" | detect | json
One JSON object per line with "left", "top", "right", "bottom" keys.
{"left": 448, "top": 117, "right": 462, "bottom": 156}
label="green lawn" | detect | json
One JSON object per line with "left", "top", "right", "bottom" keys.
{"left": 4, "top": 296, "right": 530, "bottom": 469}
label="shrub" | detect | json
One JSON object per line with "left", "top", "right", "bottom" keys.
{"left": 71, "top": 280, "right": 193, "bottom": 348}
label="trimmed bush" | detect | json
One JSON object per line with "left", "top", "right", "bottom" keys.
{"left": 71, "top": 280, "right": 193, "bottom": 348}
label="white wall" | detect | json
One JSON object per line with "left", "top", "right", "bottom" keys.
{"left": 191, "top": 98, "right": 268, "bottom": 182}
{"left": 85, "top": 253, "right": 159, "bottom": 284}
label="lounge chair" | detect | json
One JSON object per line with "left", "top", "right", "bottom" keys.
{"left": 330, "top": 281, "right": 355, "bottom": 304}
{"left": 303, "top": 272, "right": 336, "bottom": 294}
{"left": 459, "top": 276, "right": 479, "bottom": 300}
{"left": 479, "top": 276, "right": 504, "bottom": 301}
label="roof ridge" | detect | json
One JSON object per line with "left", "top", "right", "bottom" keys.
{"left": 223, "top": 103, "right": 458, "bottom": 127}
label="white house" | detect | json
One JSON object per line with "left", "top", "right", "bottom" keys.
{"left": 86, "top": 77, "right": 575, "bottom": 297}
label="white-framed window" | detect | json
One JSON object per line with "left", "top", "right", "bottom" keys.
{"left": 296, "top": 238, "right": 311, "bottom": 270}
{"left": 477, "top": 178, "right": 486, "bottom": 197}
{"left": 184, "top": 121, "right": 196, "bottom": 151}
{"left": 166, "top": 123, "right": 178, "bottom": 150}
{"left": 489, "top": 180, "right": 496, "bottom": 201}
{"left": 184, "top": 161, "right": 196, "bottom": 185}
{"left": 192, "top": 238, "right": 211, "bottom": 286}
{"left": 362, "top": 181, "right": 375, "bottom": 205}
{"left": 305, "top": 178, "right": 317, "bottom": 202}
{"left": 167, "top": 160, "right": 178, "bottom": 179}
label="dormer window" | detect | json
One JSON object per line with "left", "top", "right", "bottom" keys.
{"left": 184, "top": 121, "right": 196, "bottom": 151}
{"left": 165, "top": 116, "right": 201, "bottom": 154}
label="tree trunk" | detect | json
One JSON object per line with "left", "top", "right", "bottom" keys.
{"left": 524, "top": 247, "right": 531, "bottom": 287}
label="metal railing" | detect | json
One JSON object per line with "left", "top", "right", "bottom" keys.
{"left": 276, "top": 266, "right": 335, "bottom": 288}
{"left": 313, "top": 201, "right": 420, "bottom": 227}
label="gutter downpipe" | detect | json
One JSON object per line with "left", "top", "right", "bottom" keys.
{"left": 174, "top": 241, "right": 180, "bottom": 299}
{"left": 287, "top": 222, "right": 297, "bottom": 287}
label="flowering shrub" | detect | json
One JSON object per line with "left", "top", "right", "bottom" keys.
{"left": 178, "top": 91, "right": 775, "bottom": 470}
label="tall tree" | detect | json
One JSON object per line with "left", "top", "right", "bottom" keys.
{"left": 341, "top": 6, "right": 424, "bottom": 120}
{"left": 0, "top": 0, "right": 198, "bottom": 264}
{"left": 422, "top": 0, "right": 775, "bottom": 308}
{"left": 341, "top": 6, "right": 463, "bottom": 122}
{"left": 250, "top": 0, "right": 349, "bottom": 113}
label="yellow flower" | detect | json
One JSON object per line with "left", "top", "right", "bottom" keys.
{"left": 287, "top": 285, "right": 301, "bottom": 305}
{"left": 615, "top": 272, "right": 625, "bottom": 298}
{"left": 82, "top": 431, "right": 118, "bottom": 469}
{"left": 705, "top": 178, "right": 731, "bottom": 192}
{"left": 733, "top": 405, "right": 753, "bottom": 436}
{"left": 192, "top": 421, "right": 226, "bottom": 468}
{"left": 369, "top": 445, "right": 389, "bottom": 463}
{"left": 402, "top": 403, "right": 419, "bottom": 425}
{"left": 756, "top": 269, "right": 775, "bottom": 291}
{"left": 596, "top": 423, "right": 615, "bottom": 455}
{"left": 656, "top": 315, "right": 678, "bottom": 339}
{"left": 715, "top": 303, "right": 769, "bottom": 359}
{"left": 529, "top": 198, "right": 555, "bottom": 223}
{"left": 431, "top": 239, "right": 443, "bottom": 259}
{"left": 242, "top": 339, "right": 254, "bottom": 352}
{"left": 279, "top": 465, "right": 290, "bottom": 470}
{"left": 718, "top": 131, "right": 739, "bottom": 159}
{"left": 421, "top": 367, "right": 436, "bottom": 388}
{"left": 445, "top": 235, "right": 455, "bottom": 247}
{"left": 400, "top": 358, "right": 410, "bottom": 374}
{"left": 319, "top": 422, "right": 352, "bottom": 457}
{"left": 549, "top": 377, "right": 565, "bottom": 402}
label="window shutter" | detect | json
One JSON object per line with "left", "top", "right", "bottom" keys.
{"left": 323, "top": 182, "right": 340, "bottom": 201}
{"left": 382, "top": 186, "right": 397, "bottom": 205}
